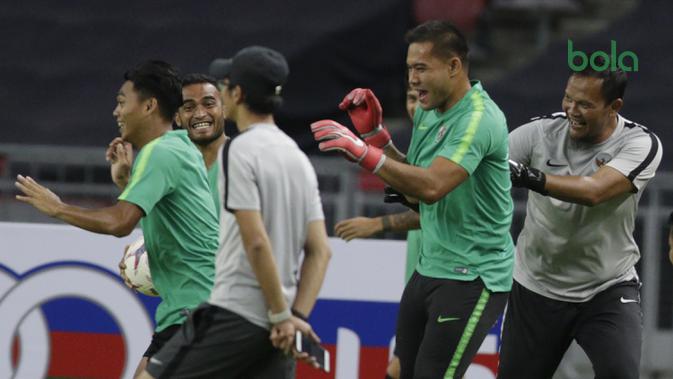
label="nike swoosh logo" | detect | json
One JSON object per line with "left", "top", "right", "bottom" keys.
{"left": 546, "top": 159, "right": 567, "bottom": 167}
{"left": 149, "top": 357, "right": 163, "bottom": 366}
{"left": 620, "top": 297, "right": 638, "bottom": 304}
{"left": 437, "top": 316, "right": 460, "bottom": 323}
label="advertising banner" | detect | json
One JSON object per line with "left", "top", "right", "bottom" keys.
{"left": 0, "top": 222, "right": 500, "bottom": 378}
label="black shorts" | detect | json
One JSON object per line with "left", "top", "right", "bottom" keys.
{"left": 396, "top": 271, "right": 508, "bottom": 379}
{"left": 498, "top": 280, "right": 642, "bottom": 379}
{"left": 143, "top": 324, "right": 182, "bottom": 358}
{"left": 146, "top": 304, "right": 295, "bottom": 379}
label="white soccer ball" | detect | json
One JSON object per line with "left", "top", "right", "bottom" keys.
{"left": 122, "top": 237, "right": 159, "bottom": 297}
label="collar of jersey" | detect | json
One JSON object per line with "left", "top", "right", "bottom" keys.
{"left": 243, "top": 122, "right": 277, "bottom": 133}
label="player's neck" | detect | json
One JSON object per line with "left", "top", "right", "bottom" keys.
{"left": 591, "top": 114, "right": 619, "bottom": 145}
{"left": 235, "top": 110, "right": 274, "bottom": 133}
{"left": 436, "top": 77, "right": 471, "bottom": 114}
{"left": 199, "top": 133, "right": 228, "bottom": 169}
{"left": 134, "top": 120, "right": 172, "bottom": 149}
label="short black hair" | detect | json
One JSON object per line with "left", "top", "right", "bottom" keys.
{"left": 405, "top": 20, "right": 469, "bottom": 67}
{"left": 123, "top": 60, "right": 182, "bottom": 122}
{"left": 227, "top": 83, "right": 283, "bottom": 114}
{"left": 182, "top": 73, "right": 218, "bottom": 89}
{"left": 571, "top": 56, "right": 628, "bottom": 104}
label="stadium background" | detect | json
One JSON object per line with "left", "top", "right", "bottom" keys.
{"left": 1, "top": 0, "right": 672, "bottom": 378}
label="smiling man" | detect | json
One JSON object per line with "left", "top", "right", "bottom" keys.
{"left": 311, "top": 21, "right": 513, "bottom": 379}
{"left": 16, "top": 60, "right": 219, "bottom": 379}
{"left": 501, "top": 60, "right": 663, "bottom": 379}
{"left": 175, "top": 73, "right": 228, "bottom": 216}
{"left": 115, "top": 73, "right": 229, "bottom": 378}
{"left": 140, "top": 46, "right": 331, "bottom": 379}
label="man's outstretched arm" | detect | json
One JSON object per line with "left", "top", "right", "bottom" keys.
{"left": 310, "top": 120, "right": 468, "bottom": 204}
{"left": 15, "top": 175, "right": 142, "bottom": 237}
{"left": 335, "top": 210, "right": 420, "bottom": 241}
{"left": 510, "top": 161, "right": 635, "bottom": 206}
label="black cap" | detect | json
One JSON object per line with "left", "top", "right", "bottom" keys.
{"left": 209, "top": 46, "right": 289, "bottom": 99}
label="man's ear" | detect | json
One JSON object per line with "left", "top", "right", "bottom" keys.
{"left": 448, "top": 57, "right": 463, "bottom": 78}
{"left": 144, "top": 98, "right": 158, "bottom": 115}
{"left": 232, "top": 85, "right": 244, "bottom": 105}
{"left": 610, "top": 98, "right": 624, "bottom": 114}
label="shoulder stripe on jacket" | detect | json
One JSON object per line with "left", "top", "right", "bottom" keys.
{"left": 221, "top": 138, "right": 234, "bottom": 213}
{"left": 529, "top": 112, "right": 567, "bottom": 122}
{"left": 626, "top": 126, "right": 659, "bottom": 182}
{"left": 449, "top": 91, "right": 485, "bottom": 164}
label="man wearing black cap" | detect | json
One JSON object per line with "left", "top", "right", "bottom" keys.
{"left": 141, "top": 46, "right": 332, "bottom": 379}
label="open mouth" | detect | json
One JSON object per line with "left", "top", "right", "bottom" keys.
{"left": 569, "top": 117, "right": 586, "bottom": 130}
{"left": 191, "top": 121, "right": 212, "bottom": 130}
{"left": 417, "top": 89, "right": 429, "bottom": 102}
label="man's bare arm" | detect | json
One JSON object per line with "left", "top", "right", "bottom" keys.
{"left": 292, "top": 220, "right": 331, "bottom": 317}
{"left": 376, "top": 156, "right": 468, "bottom": 204}
{"left": 544, "top": 166, "right": 634, "bottom": 206}
{"left": 234, "top": 209, "right": 288, "bottom": 315}
{"left": 16, "top": 175, "right": 142, "bottom": 237}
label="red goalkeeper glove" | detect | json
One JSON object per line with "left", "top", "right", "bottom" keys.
{"left": 338, "top": 88, "right": 392, "bottom": 149}
{"left": 311, "top": 119, "right": 386, "bottom": 173}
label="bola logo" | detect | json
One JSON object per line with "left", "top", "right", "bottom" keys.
{"left": 0, "top": 262, "right": 153, "bottom": 379}
{"left": 567, "top": 39, "right": 639, "bottom": 72}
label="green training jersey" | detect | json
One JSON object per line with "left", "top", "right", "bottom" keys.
{"left": 407, "top": 81, "right": 514, "bottom": 292}
{"left": 405, "top": 230, "right": 422, "bottom": 283}
{"left": 119, "top": 130, "right": 218, "bottom": 331}
{"left": 207, "top": 160, "right": 221, "bottom": 220}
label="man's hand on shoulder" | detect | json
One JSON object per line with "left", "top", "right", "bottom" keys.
{"left": 509, "top": 160, "right": 548, "bottom": 195}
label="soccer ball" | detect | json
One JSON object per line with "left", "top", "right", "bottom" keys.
{"left": 122, "top": 237, "right": 159, "bottom": 297}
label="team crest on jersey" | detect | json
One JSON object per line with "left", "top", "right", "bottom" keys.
{"left": 434, "top": 125, "right": 448, "bottom": 143}
{"left": 593, "top": 152, "right": 613, "bottom": 170}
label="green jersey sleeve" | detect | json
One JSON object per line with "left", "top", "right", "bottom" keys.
{"left": 119, "top": 141, "right": 178, "bottom": 215}
{"left": 437, "top": 94, "right": 495, "bottom": 175}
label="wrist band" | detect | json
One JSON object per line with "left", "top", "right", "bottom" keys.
{"left": 291, "top": 308, "right": 308, "bottom": 322}
{"left": 382, "top": 215, "right": 392, "bottom": 232}
{"left": 268, "top": 308, "right": 292, "bottom": 324}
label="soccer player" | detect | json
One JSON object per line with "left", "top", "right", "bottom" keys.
{"left": 142, "top": 46, "right": 331, "bottom": 378}
{"left": 500, "top": 60, "right": 663, "bottom": 379}
{"left": 15, "top": 61, "right": 220, "bottom": 378}
{"left": 334, "top": 88, "right": 420, "bottom": 379}
{"left": 175, "top": 73, "right": 228, "bottom": 212}
{"left": 111, "top": 72, "right": 226, "bottom": 222}
{"left": 116, "top": 72, "right": 227, "bottom": 284}
{"left": 312, "top": 20, "right": 513, "bottom": 379}
{"left": 116, "top": 72, "right": 231, "bottom": 377}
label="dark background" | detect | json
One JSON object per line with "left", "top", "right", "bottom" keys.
{"left": 0, "top": 0, "right": 670, "bottom": 166}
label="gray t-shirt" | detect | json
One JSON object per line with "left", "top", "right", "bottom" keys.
{"left": 209, "top": 123, "right": 324, "bottom": 328}
{"left": 510, "top": 113, "right": 662, "bottom": 302}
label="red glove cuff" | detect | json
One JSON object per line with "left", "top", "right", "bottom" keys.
{"left": 362, "top": 125, "right": 392, "bottom": 149}
{"left": 359, "top": 145, "right": 386, "bottom": 173}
